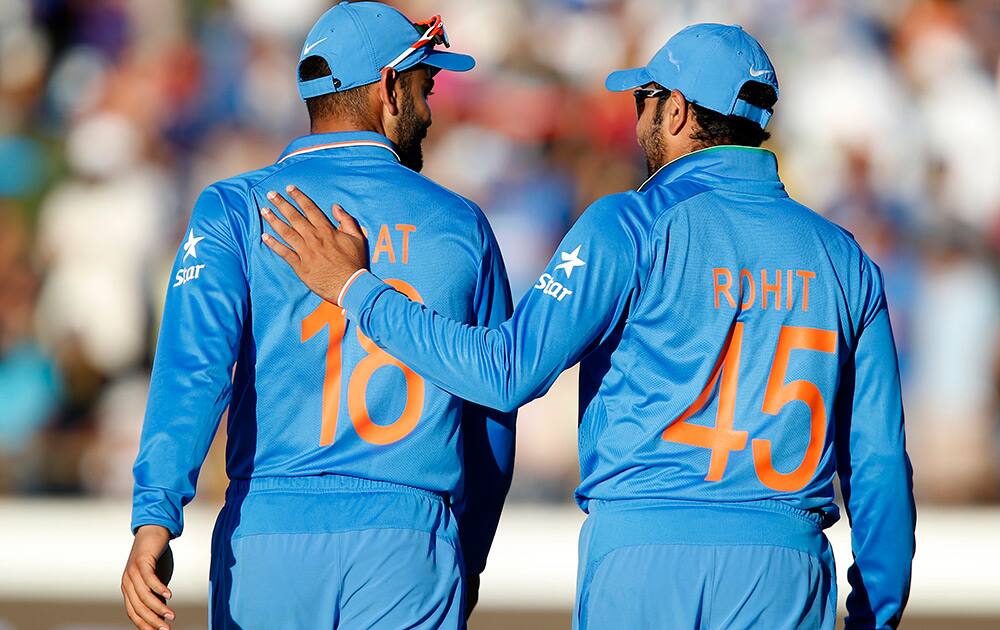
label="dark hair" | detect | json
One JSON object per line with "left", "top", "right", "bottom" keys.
{"left": 689, "top": 81, "right": 777, "bottom": 148}
{"left": 299, "top": 55, "right": 370, "bottom": 123}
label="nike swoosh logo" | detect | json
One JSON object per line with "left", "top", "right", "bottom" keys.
{"left": 749, "top": 67, "right": 773, "bottom": 78}
{"left": 303, "top": 37, "right": 328, "bottom": 57}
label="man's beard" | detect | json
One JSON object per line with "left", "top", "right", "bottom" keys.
{"left": 395, "top": 94, "right": 430, "bottom": 172}
{"left": 639, "top": 98, "right": 667, "bottom": 177}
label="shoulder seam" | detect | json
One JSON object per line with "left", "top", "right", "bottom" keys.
{"left": 406, "top": 167, "right": 481, "bottom": 216}
{"left": 209, "top": 161, "right": 284, "bottom": 195}
{"left": 635, "top": 183, "right": 715, "bottom": 307}
{"left": 203, "top": 184, "right": 252, "bottom": 280}
{"left": 241, "top": 161, "right": 302, "bottom": 193}
{"left": 263, "top": 156, "right": 477, "bottom": 214}
{"left": 641, "top": 180, "right": 716, "bottom": 244}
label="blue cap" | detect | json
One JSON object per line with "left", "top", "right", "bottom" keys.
{"left": 297, "top": 1, "right": 475, "bottom": 100}
{"left": 606, "top": 23, "right": 778, "bottom": 128}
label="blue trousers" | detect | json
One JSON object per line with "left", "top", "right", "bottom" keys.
{"left": 575, "top": 500, "right": 836, "bottom": 629}
{"left": 208, "top": 476, "right": 464, "bottom": 629}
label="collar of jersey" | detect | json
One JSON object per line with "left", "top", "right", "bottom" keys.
{"left": 638, "top": 145, "right": 786, "bottom": 197}
{"left": 278, "top": 131, "right": 401, "bottom": 164}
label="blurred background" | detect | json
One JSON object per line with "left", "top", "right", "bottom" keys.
{"left": 1, "top": 0, "right": 999, "bottom": 628}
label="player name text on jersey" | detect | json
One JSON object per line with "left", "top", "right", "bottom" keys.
{"left": 369, "top": 223, "right": 417, "bottom": 265}
{"left": 712, "top": 267, "right": 816, "bottom": 313}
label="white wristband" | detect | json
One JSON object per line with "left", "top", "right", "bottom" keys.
{"left": 337, "top": 269, "right": 367, "bottom": 307}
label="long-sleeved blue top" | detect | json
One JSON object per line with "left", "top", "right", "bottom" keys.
{"left": 341, "top": 146, "right": 916, "bottom": 628}
{"left": 132, "top": 131, "right": 516, "bottom": 576}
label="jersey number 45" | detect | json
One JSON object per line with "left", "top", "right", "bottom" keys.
{"left": 662, "top": 323, "right": 837, "bottom": 493}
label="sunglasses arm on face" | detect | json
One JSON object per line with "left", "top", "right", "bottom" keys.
{"left": 633, "top": 86, "right": 670, "bottom": 117}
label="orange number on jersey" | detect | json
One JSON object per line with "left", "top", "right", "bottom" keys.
{"left": 753, "top": 327, "right": 837, "bottom": 491}
{"left": 662, "top": 324, "right": 837, "bottom": 492}
{"left": 347, "top": 279, "right": 425, "bottom": 445}
{"left": 301, "top": 301, "right": 347, "bottom": 446}
{"left": 661, "top": 323, "right": 749, "bottom": 481}
{"left": 301, "top": 278, "right": 425, "bottom": 446}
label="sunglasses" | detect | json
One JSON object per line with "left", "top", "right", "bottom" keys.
{"left": 384, "top": 14, "right": 450, "bottom": 71}
{"left": 633, "top": 86, "right": 670, "bottom": 117}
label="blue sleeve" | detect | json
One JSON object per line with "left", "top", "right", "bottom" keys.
{"left": 835, "top": 264, "right": 915, "bottom": 629}
{"left": 131, "top": 186, "right": 249, "bottom": 536}
{"left": 341, "top": 193, "right": 640, "bottom": 412}
{"left": 454, "top": 215, "right": 517, "bottom": 576}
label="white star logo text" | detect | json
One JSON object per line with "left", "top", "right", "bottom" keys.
{"left": 554, "top": 245, "right": 586, "bottom": 278}
{"left": 182, "top": 229, "right": 205, "bottom": 261}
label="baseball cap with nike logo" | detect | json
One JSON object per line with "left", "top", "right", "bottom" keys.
{"left": 297, "top": 1, "right": 475, "bottom": 100}
{"left": 605, "top": 23, "right": 779, "bottom": 128}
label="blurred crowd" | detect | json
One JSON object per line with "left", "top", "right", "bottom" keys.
{"left": 1, "top": 0, "right": 999, "bottom": 506}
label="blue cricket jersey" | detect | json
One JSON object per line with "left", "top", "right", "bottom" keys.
{"left": 132, "top": 130, "right": 516, "bottom": 576}
{"left": 341, "top": 146, "right": 916, "bottom": 627}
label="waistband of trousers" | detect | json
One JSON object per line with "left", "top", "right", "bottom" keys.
{"left": 584, "top": 498, "right": 829, "bottom": 556}
{"left": 226, "top": 474, "right": 448, "bottom": 504}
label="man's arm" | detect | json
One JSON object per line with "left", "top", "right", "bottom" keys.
{"left": 123, "top": 187, "right": 248, "bottom": 630}
{"left": 834, "top": 265, "right": 916, "bottom": 629}
{"left": 262, "top": 188, "right": 642, "bottom": 412}
{"left": 453, "top": 215, "right": 517, "bottom": 616}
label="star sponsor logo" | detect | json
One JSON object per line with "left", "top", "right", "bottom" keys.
{"left": 534, "top": 273, "right": 573, "bottom": 302}
{"left": 535, "top": 245, "right": 586, "bottom": 302}
{"left": 554, "top": 245, "right": 585, "bottom": 278}
{"left": 175, "top": 229, "right": 207, "bottom": 287}
{"left": 182, "top": 229, "right": 205, "bottom": 261}
{"left": 173, "top": 264, "right": 206, "bottom": 287}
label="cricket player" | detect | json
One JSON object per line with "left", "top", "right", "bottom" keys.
{"left": 264, "top": 23, "right": 916, "bottom": 629}
{"left": 121, "top": 3, "right": 515, "bottom": 629}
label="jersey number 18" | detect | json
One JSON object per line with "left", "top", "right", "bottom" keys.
{"left": 301, "top": 278, "right": 425, "bottom": 447}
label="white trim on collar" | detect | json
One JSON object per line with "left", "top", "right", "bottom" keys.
{"left": 279, "top": 140, "right": 400, "bottom": 164}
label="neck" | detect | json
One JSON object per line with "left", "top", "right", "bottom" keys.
{"left": 644, "top": 127, "right": 700, "bottom": 175}
{"left": 663, "top": 137, "right": 705, "bottom": 166}
{"left": 646, "top": 143, "right": 718, "bottom": 177}
{"left": 310, "top": 116, "right": 386, "bottom": 137}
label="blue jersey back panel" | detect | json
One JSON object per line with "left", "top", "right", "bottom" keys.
{"left": 575, "top": 171, "right": 856, "bottom": 512}
{"left": 341, "top": 146, "right": 915, "bottom": 627}
{"left": 133, "top": 131, "right": 514, "bottom": 574}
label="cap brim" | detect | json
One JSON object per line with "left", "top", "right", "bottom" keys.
{"left": 605, "top": 67, "right": 652, "bottom": 92}
{"left": 421, "top": 50, "right": 476, "bottom": 73}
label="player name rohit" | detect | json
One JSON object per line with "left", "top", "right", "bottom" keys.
{"left": 712, "top": 267, "right": 816, "bottom": 312}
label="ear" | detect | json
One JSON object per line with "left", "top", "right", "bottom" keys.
{"left": 667, "top": 90, "right": 689, "bottom": 136}
{"left": 378, "top": 67, "right": 401, "bottom": 117}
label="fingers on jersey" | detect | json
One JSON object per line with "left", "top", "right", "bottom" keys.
{"left": 261, "top": 191, "right": 367, "bottom": 273}
{"left": 121, "top": 561, "right": 174, "bottom": 630}
{"left": 261, "top": 219, "right": 298, "bottom": 264}
{"left": 262, "top": 188, "right": 343, "bottom": 251}
{"left": 261, "top": 229, "right": 300, "bottom": 271}
{"left": 332, "top": 204, "right": 363, "bottom": 238}
{"left": 263, "top": 192, "right": 309, "bottom": 250}
{"left": 286, "top": 184, "right": 331, "bottom": 229}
